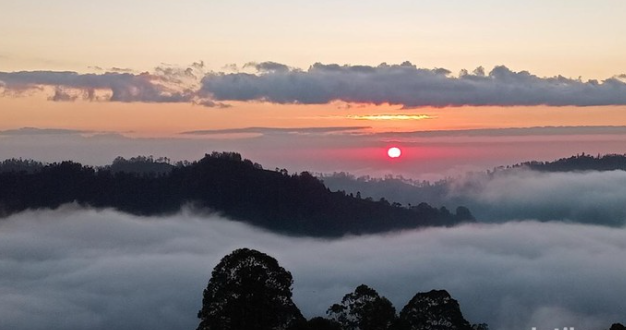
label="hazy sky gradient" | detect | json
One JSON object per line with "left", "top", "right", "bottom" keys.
{"left": 2, "top": 0, "right": 625, "bottom": 78}
{"left": 1, "top": 0, "right": 626, "bottom": 175}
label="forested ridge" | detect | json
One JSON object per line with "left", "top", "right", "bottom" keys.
{"left": 0, "top": 152, "right": 474, "bottom": 237}
{"left": 511, "top": 153, "right": 626, "bottom": 172}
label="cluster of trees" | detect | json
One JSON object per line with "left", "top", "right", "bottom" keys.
{"left": 0, "top": 152, "right": 474, "bottom": 237}
{"left": 320, "top": 172, "right": 449, "bottom": 208}
{"left": 105, "top": 155, "right": 174, "bottom": 175}
{"left": 0, "top": 158, "right": 45, "bottom": 174}
{"left": 509, "top": 153, "right": 626, "bottom": 172}
{"left": 197, "top": 248, "right": 483, "bottom": 330}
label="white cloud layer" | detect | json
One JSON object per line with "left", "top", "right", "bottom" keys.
{"left": 322, "top": 168, "right": 626, "bottom": 226}
{"left": 445, "top": 169, "right": 626, "bottom": 226}
{"left": 1, "top": 207, "right": 625, "bottom": 330}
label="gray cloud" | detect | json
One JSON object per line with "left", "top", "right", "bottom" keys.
{"left": 0, "top": 207, "right": 624, "bottom": 330}
{"left": 109, "top": 67, "right": 135, "bottom": 73}
{"left": 200, "top": 62, "right": 626, "bottom": 107}
{"left": 0, "top": 70, "right": 192, "bottom": 103}
{"left": 180, "top": 126, "right": 370, "bottom": 135}
{"left": 0, "top": 127, "right": 90, "bottom": 136}
{"left": 48, "top": 87, "right": 78, "bottom": 102}
{"left": 377, "top": 126, "right": 626, "bottom": 138}
{"left": 3, "top": 62, "right": 626, "bottom": 108}
{"left": 244, "top": 61, "right": 291, "bottom": 73}
{"left": 0, "top": 62, "right": 211, "bottom": 105}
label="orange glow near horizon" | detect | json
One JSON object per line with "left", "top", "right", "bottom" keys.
{"left": 3, "top": 94, "right": 626, "bottom": 139}
{"left": 346, "top": 114, "right": 434, "bottom": 121}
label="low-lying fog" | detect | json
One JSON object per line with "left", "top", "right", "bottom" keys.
{"left": 1, "top": 206, "right": 624, "bottom": 330}
{"left": 323, "top": 169, "right": 626, "bottom": 226}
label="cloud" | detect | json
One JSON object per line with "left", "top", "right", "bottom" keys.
{"left": 325, "top": 168, "right": 626, "bottom": 226}
{"left": 0, "top": 70, "right": 191, "bottom": 103}
{"left": 48, "top": 87, "right": 78, "bottom": 102}
{"left": 0, "top": 127, "right": 90, "bottom": 136}
{"left": 244, "top": 61, "right": 291, "bottom": 73}
{"left": 0, "top": 62, "right": 211, "bottom": 105}
{"left": 3, "top": 62, "right": 626, "bottom": 108}
{"left": 345, "top": 114, "right": 434, "bottom": 121}
{"left": 109, "top": 67, "right": 135, "bottom": 73}
{"left": 180, "top": 126, "right": 370, "bottom": 136}
{"left": 200, "top": 62, "right": 626, "bottom": 107}
{"left": 444, "top": 169, "right": 626, "bottom": 226}
{"left": 0, "top": 207, "right": 624, "bottom": 330}
{"left": 376, "top": 126, "right": 626, "bottom": 138}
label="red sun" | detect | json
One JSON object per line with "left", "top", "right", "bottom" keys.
{"left": 387, "top": 147, "right": 402, "bottom": 158}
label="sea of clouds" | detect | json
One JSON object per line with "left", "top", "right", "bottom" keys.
{"left": 324, "top": 169, "right": 626, "bottom": 227}
{"left": 1, "top": 206, "right": 625, "bottom": 330}
{"left": 445, "top": 169, "right": 626, "bottom": 226}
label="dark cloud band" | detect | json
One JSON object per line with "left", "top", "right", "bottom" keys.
{"left": 201, "top": 62, "right": 626, "bottom": 107}
{"left": 2, "top": 62, "right": 626, "bottom": 107}
{"left": 180, "top": 126, "right": 370, "bottom": 135}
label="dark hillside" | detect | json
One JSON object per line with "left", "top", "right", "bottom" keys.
{"left": 513, "top": 153, "right": 626, "bottom": 172}
{"left": 0, "top": 152, "right": 474, "bottom": 237}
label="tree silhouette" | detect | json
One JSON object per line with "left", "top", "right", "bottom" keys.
{"left": 327, "top": 284, "right": 396, "bottom": 330}
{"left": 197, "top": 248, "right": 303, "bottom": 330}
{"left": 289, "top": 317, "right": 343, "bottom": 330}
{"left": 399, "top": 290, "right": 472, "bottom": 330}
{"left": 0, "top": 152, "right": 474, "bottom": 237}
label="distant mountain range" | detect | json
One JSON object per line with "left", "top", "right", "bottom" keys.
{"left": 320, "top": 153, "right": 626, "bottom": 226}
{"left": 0, "top": 152, "right": 474, "bottom": 237}
{"left": 510, "top": 153, "right": 626, "bottom": 172}
{"left": 4, "top": 152, "right": 625, "bottom": 232}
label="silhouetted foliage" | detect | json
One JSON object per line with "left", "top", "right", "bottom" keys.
{"left": 471, "top": 323, "right": 489, "bottom": 330}
{"left": 105, "top": 156, "right": 174, "bottom": 175}
{"left": 327, "top": 284, "right": 397, "bottom": 330}
{"left": 0, "top": 158, "right": 44, "bottom": 173}
{"left": 321, "top": 172, "right": 450, "bottom": 208}
{"left": 454, "top": 206, "right": 475, "bottom": 223}
{"left": 609, "top": 323, "right": 626, "bottom": 330}
{"left": 289, "top": 317, "right": 343, "bottom": 330}
{"left": 197, "top": 248, "right": 303, "bottom": 330}
{"left": 0, "top": 152, "right": 473, "bottom": 236}
{"left": 197, "top": 250, "right": 489, "bottom": 330}
{"left": 399, "top": 290, "right": 473, "bottom": 330}
{"left": 513, "top": 153, "right": 626, "bottom": 172}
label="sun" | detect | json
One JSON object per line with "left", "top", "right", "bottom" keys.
{"left": 387, "top": 147, "right": 402, "bottom": 158}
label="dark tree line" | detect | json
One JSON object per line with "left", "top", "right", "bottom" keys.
{"left": 197, "top": 248, "right": 482, "bottom": 330}
{"left": 510, "top": 153, "right": 626, "bottom": 172}
{"left": 0, "top": 152, "right": 474, "bottom": 237}
{"left": 199, "top": 248, "right": 625, "bottom": 330}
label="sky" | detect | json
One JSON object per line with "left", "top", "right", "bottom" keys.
{"left": 1, "top": 0, "right": 626, "bottom": 177}
{"left": 2, "top": 3, "right": 626, "bottom": 329}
